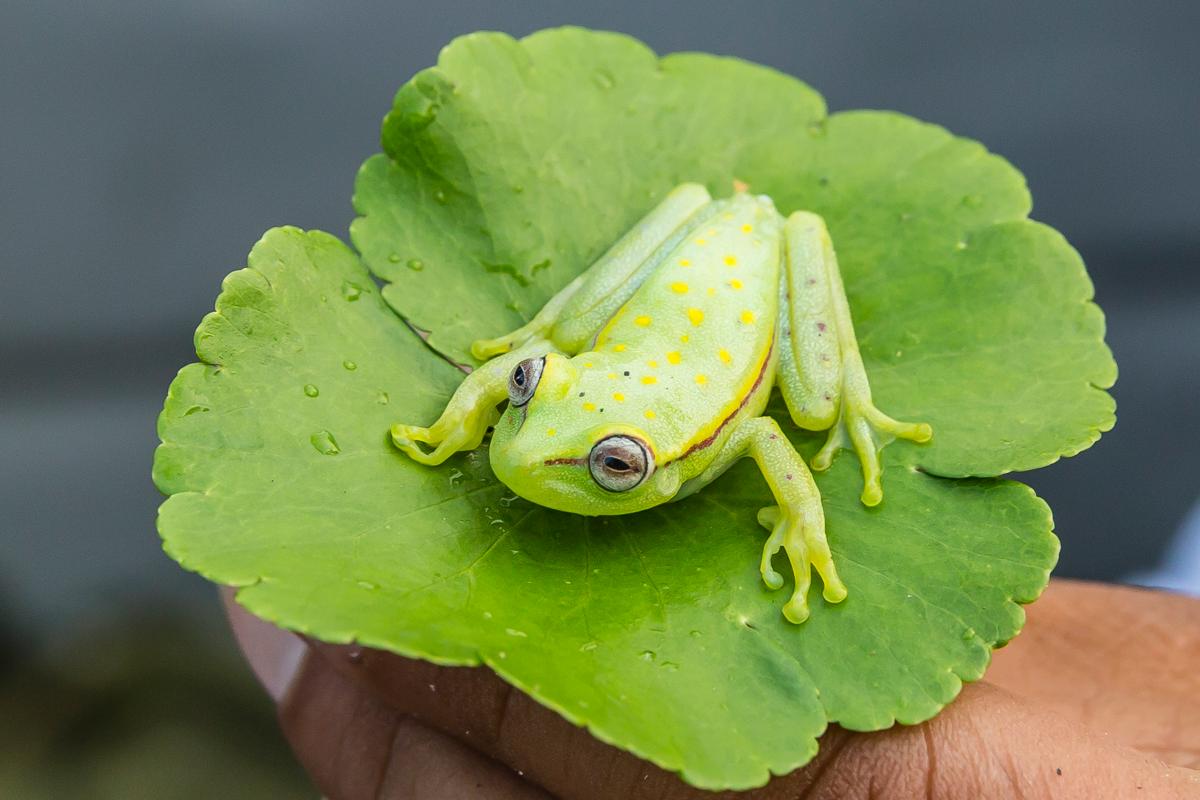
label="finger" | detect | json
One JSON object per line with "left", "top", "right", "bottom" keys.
{"left": 308, "top": 643, "right": 1200, "bottom": 799}
{"left": 989, "top": 579, "right": 1200, "bottom": 766}
{"left": 222, "top": 589, "right": 548, "bottom": 799}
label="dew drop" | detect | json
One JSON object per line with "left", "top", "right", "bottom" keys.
{"left": 303, "top": 384, "right": 319, "bottom": 398}
{"left": 579, "top": 641, "right": 599, "bottom": 652}
{"left": 448, "top": 468, "right": 464, "bottom": 487}
{"left": 639, "top": 650, "right": 656, "bottom": 662}
{"left": 184, "top": 405, "right": 209, "bottom": 416}
{"left": 434, "top": 189, "right": 447, "bottom": 204}
{"left": 498, "top": 495, "right": 517, "bottom": 507}
{"left": 512, "top": 184, "right": 524, "bottom": 194}
{"left": 961, "top": 193, "right": 983, "bottom": 208}
{"left": 343, "top": 360, "right": 357, "bottom": 371}
{"left": 505, "top": 628, "right": 527, "bottom": 638}
{"left": 661, "top": 661, "right": 680, "bottom": 672}
{"left": 341, "top": 281, "right": 362, "bottom": 301}
{"left": 406, "top": 259, "right": 424, "bottom": 271}
{"left": 310, "top": 430, "right": 340, "bottom": 455}
{"left": 689, "top": 630, "right": 702, "bottom": 638}
{"left": 376, "top": 391, "right": 390, "bottom": 405}
{"left": 592, "top": 67, "right": 616, "bottom": 89}
{"left": 388, "top": 252, "right": 402, "bottom": 263}
{"left": 482, "top": 611, "right": 493, "bottom": 620}
{"left": 356, "top": 579, "right": 378, "bottom": 590}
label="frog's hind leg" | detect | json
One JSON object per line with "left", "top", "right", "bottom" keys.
{"left": 393, "top": 337, "right": 557, "bottom": 464}
{"left": 472, "top": 183, "right": 714, "bottom": 360}
{"left": 779, "top": 211, "right": 931, "bottom": 507}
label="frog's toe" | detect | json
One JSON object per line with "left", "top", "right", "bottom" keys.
{"left": 756, "top": 506, "right": 786, "bottom": 591}
{"left": 470, "top": 336, "right": 512, "bottom": 361}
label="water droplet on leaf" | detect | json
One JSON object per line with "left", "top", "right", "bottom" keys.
{"left": 343, "top": 360, "right": 357, "bottom": 371}
{"left": 406, "top": 259, "right": 424, "bottom": 271}
{"left": 640, "top": 650, "right": 656, "bottom": 661}
{"left": 310, "top": 430, "right": 340, "bottom": 455}
{"left": 592, "top": 67, "right": 615, "bottom": 89}
{"left": 376, "top": 391, "right": 390, "bottom": 405}
{"left": 388, "top": 252, "right": 402, "bottom": 263}
{"left": 434, "top": 189, "right": 447, "bottom": 204}
{"left": 303, "top": 384, "right": 319, "bottom": 397}
{"left": 341, "top": 281, "right": 362, "bottom": 301}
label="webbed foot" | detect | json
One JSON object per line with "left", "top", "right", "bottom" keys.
{"left": 757, "top": 504, "right": 847, "bottom": 624}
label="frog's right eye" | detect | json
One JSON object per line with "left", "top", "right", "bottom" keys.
{"left": 507, "top": 357, "right": 545, "bottom": 406}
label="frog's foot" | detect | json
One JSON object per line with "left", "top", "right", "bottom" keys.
{"left": 811, "top": 388, "right": 931, "bottom": 507}
{"left": 391, "top": 407, "right": 498, "bottom": 466}
{"left": 757, "top": 504, "right": 847, "bottom": 624}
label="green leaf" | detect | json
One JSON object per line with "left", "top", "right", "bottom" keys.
{"left": 352, "top": 27, "right": 1115, "bottom": 476}
{"left": 155, "top": 27, "right": 1111, "bottom": 790}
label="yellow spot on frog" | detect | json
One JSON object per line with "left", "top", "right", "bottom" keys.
{"left": 613, "top": 392, "right": 625, "bottom": 402}
{"left": 644, "top": 409, "right": 656, "bottom": 420}
{"left": 695, "top": 238, "right": 707, "bottom": 246}
{"left": 607, "top": 372, "right": 618, "bottom": 380}
{"left": 634, "top": 314, "right": 652, "bottom": 326}
{"left": 687, "top": 308, "right": 704, "bottom": 326}
{"left": 680, "top": 334, "right": 690, "bottom": 344}
{"left": 730, "top": 278, "right": 743, "bottom": 290}
{"left": 642, "top": 375, "right": 657, "bottom": 385}
{"left": 646, "top": 360, "right": 659, "bottom": 368}
{"left": 740, "top": 310, "right": 756, "bottom": 324}
{"left": 724, "top": 255, "right": 738, "bottom": 267}
{"left": 583, "top": 361, "right": 594, "bottom": 368}
{"left": 666, "top": 351, "right": 681, "bottom": 365}
{"left": 670, "top": 282, "right": 689, "bottom": 294}
{"left": 547, "top": 428, "right": 557, "bottom": 437}
{"left": 679, "top": 258, "right": 691, "bottom": 267}
{"left": 706, "top": 287, "right": 716, "bottom": 296}
{"left": 695, "top": 374, "right": 708, "bottom": 385}
{"left": 722, "top": 212, "right": 734, "bottom": 221}
{"left": 582, "top": 402, "right": 596, "bottom": 412}
{"left": 718, "top": 348, "right": 732, "bottom": 364}
{"left": 614, "top": 343, "right": 627, "bottom": 352}
{"left": 741, "top": 223, "right": 753, "bottom": 233}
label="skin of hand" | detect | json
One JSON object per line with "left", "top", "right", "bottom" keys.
{"left": 222, "top": 580, "right": 1200, "bottom": 799}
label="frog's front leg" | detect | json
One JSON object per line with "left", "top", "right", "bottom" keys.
{"left": 779, "top": 212, "right": 932, "bottom": 507}
{"left": 392, "top": 338, "right": 556, "bottom": 465}
{"left": 702, "top": 417, "right": 847, "bottom": 624}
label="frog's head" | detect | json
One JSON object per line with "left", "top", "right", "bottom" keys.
{"left": 488, "top": 353, "right": 681, "bottom": 515}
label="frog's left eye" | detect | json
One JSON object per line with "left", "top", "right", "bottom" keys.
{"left": 589, "top": 435, "right": 653, "bottom": 492}
{"left": 507, "top": 357, "right": 545, "bottom": 406}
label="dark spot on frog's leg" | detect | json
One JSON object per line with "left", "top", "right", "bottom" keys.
{"left": 579, "top": 392, "right": 585, "bottom": 397}
{"left": 817, "top": 322, "right": 826, "bottom": 332}
{"left": 823, "top": 393, "right": 831, "bottom": 401}
{"left": 786, "top": 474, "right": 793, "bottom": 481}
{"left": 769, "top": 434, "right": 777, "bottom": 440}
{"left": 623, "top": 371, "right": 630, "bottom": 377}
{"left": 599, "top": 408, "right": 604, "bottom": 413}
{"left": 806, "top": 278, "right": 816, "bottom": 286}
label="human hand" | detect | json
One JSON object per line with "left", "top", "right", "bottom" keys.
{"left": 223, "top": 580, "right": 1200, "bottom": 798}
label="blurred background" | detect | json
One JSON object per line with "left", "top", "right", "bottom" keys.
{"left": 2, "top": 1, "right": 1197, "bottom": 796}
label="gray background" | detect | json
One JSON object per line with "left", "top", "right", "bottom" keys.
{"left": 1, "top": 1, "right": 1197, "bottom": 794}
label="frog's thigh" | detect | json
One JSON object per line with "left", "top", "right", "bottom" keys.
{"left": 786, "top": 211, "right": 932, "bottom": 506}
{"left": 547, "top": 183, "right": 713, "bottom": 350}
{"left": 473, "top": 184, "right": 712, "bottom": 359}
{"left": 718, "top": 416, "right": 847, "bottom": 624}
{"left": 393, "top": 338, "right": 556, "bottom": 465}
{"left": 778, "top": 211, "right": 842, "bottom": 430}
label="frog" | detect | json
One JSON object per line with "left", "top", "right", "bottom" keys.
{"left": 391, "top": 183, "right": 931, "bottom": 623}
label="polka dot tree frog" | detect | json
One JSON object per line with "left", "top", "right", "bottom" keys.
{"left": 392, "top": 183, "right": 931, "bottom": 623}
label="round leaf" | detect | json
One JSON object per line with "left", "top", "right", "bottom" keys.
{"left": 157, "top": 227, "right": 1056, "bottom": 789}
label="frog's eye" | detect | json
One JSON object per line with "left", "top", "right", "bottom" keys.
{"left": 507, "top": 357, "right": 545, "bottom": 406}
{"left": 589, "top": 435, "right": 653, "bottom": 492}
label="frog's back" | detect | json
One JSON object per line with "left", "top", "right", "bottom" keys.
{"left": 578, "top": 193, "right": 782, "bottom": 462}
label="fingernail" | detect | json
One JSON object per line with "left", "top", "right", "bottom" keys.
{"left": 221, "top": 586, "right": 308, "bottom": 702}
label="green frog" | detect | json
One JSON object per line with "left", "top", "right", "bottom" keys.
{"left": 392, "top": 183, "right": 931, "bottom": 623}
